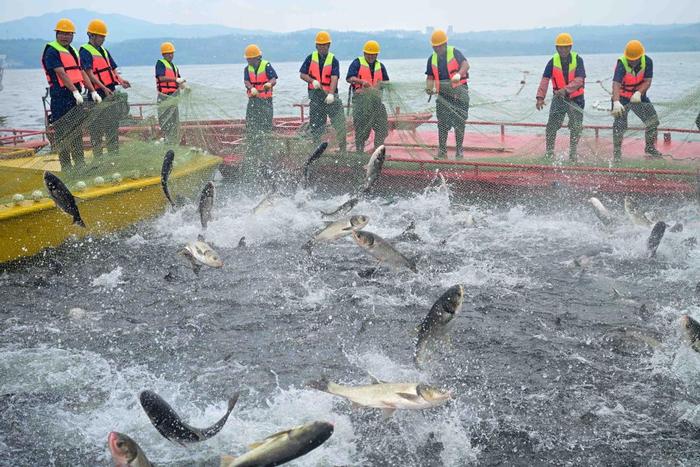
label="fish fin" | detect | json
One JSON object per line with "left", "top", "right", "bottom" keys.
{"left": 237, "top": 236, "right": 246, "bottom": 248}
{"left": 220, "top": 455, "right": 237, "bottom": 467}
{"left": 73, "top": 196, "right": 86, "bottom": 203}
{"left": 396, "top": 392, "right": 420, "bottom": 401}
{"left": 252, "top": 428, "right": 293, "bottom": 448}
{"left": 368, "top": 373, "right": 386, "bottom": 385}
{"left": 73, "top": 217, "right": 86, "bottom": 228}
{"left": 341, "top": 225, "right": 355, "bottom": 231}
{"left": 382, "top": 408, "right": 396, "bottom": 418}
{"left": 306, "top": 376, "right": 330, "bottom": 392}
{"left": 302, "top": 240, "right": 314, "bottom": 254}
{"left": 197, "top": 234, "right": 206, "bottom": 242}
{"left": 192, "top": 263, "right": 202, "bottom": 275}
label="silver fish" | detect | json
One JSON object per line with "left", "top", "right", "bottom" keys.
{"left": 303, "top": 142, "right": 329, "bottom": 187}
{"left": 107, "top": 432, "right": 153, "bottom": 467}
{"left": 199, "top": 181, "right": 215, "bottom": 229}
{"left": 220, "top": 421, "right": 334, "bottom": 467}
{"left": 624, "top": 197, "right": 652, "bottom": 226}
{"left": 415, "top": 285, "right": 465, "bottom": 365}
{"left": 362, "top": 145, "right": 386, "bottom": 193}
{"left": 181, "top": 236, "right": 224, "bottom": 274}
{"left": 647, "top": 221, "right": 667, "bottom": 257}
{"left": 161, "top": 150, "right": 175, "bottom": 208}
{"left": 352, "top": 230, "right": 417, "bottom": 273}
{"left": 303, "top": 215, "right": 369, "bottom": 252}
{"left": 252, "top": 193, "right": 276, "bottom": 215}
{"left": 681, "top": 314, "right": 700, "bottom": 352}
{"left": 320, "top": 197, "right": 359, "bottom": 218}
{"left": 588, "top": 197, "right": 613, "bottom": 226}
{"left": 43, "top": 171, "right": 85, "bottom": 227}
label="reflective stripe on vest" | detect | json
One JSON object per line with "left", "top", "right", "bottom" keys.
{"left": 619, "top": 55, "right": 646, "bottom": 99}
{"left": 431, "top": 46, "right": 467, "bottom": 93}
{"left": 42, "top": 41, "right": 84, "bottom": 89}
{"left": 307, "top": 51, "right": 334, "bottom": 92}
{"left": 247, "top": 59, "right": 272, "bottom": 99}
{"left": 551, "top": 51, "right": 584, "bottom": 99}
{"left": 352, "top": 57, "right": 384, "bottom": 93}
{"left": 156, "top": 59, "right": 179, "bottom": 94}
{"left": 81, "top": 43, "right": 116, "bottom": 87}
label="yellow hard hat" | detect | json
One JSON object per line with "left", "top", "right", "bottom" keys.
{"left": 624, "top": 40, "right": 645, "bottom": 61}
{"left": 87, "top": 19, "right": 108, "bottom": 36}
{"left": 431, "top": 29, "right": 448, "bottom": 47}
{"left": 160, "top": 42, "right": 176, "bottom": 54}
{"left": 244, "top": 44, "right": 262, "bottom": 59}
{"left": 315, "top": 31, "right": 332, "bottom": 44}
{"left": 363, "top": 40, "right": 380, "bottom": 55}
{"left": 555, "top": 33, "right": 573, "bottom": 47}
{"left": 54, "top": 18, "right": 76, "bottom": 33}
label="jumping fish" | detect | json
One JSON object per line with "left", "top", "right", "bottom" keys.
{"left": 107, "top": 432, "right": 153, "bottom": 467}
{"left": 352, "top": 230, "right": 417, "bottom": 273}
{"left": 392, "top": 220, "right": 422, "bottom": 242}
{"left": 307, "top": 377, "right": 451, "bottom": 417}
{"left": 252, "top": 192, "right": 276, "bottom": 215}
{"left": 220, "top": 421, "right": 334, "bottom": 467}
{"left": 303, "top": 142, "right": 329, "bottom": 187}
{"left": 139, "top": 390, "right": 239, "bottom": 446}
{"left": 414, "top": 285, "right": 465, "bottom": 366}
{"left": 624, "top": 197, "right": 652, "bottom": 226}
{"left": 320, "top": 197, "right": 359, "bottom": 218}
{"left": 362, "top": 145, "right": 386, "bottom": 193}
{"left": 199, "top": 181, "right": 215, "bottom": 229}
{"left": 161, "top": 150, "right": 176, "bottom": 208}
{"left": 43, "top": 171, "right": 85, "bottom": 227}
{"left": 681, "top": 314, "right": 700, "bottom": 352}
{"left": 647, "top": 221, "right": 667, "bottom": 257}
{"left": 303, "top": 215, "right": 369, "bottom": 253}
{"left": 588, "top": 197, "right": 613, "bottom": 226}
{"left": 181, "top": 236, "right": 224, "bottom": 274}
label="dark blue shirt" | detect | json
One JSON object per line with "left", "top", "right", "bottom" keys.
{"left": 542, "top": 55, "right": 586, "bottom": 82}
{"left": 424, "top": 48, "right": 466, "bottom": 80}
{"left": 79, "top": 45, "right": 118, "bottom": 72}
{"left": 42, "top": 43, "right": 82, "bottom": 94}
{"left": 613, "top": 55, "right": 653, "bottom": 83}
{"left": 243, "top": 61, "right": 278, "bottom": 82}
{"left": 346, "top": 58, "right": 389, "bottom": 81}
{"left": 155, "top": 59, "right": 180, "bottom": 78}
{"left": 299, "top": 53, "right": 340, "bottom": 77}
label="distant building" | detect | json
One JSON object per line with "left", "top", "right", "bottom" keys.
{"left": 447, "top": 25, "right": 454, "bottom": 35}
{"left": 425, "top": 26, "right": 434, "bottom": 35}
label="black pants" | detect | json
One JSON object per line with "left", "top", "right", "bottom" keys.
{"left": 87, "top": 99, "right": 120, "bottom": 157}
{"left": 545, "top": 95, "right": 584, "bottom": 157}
{"left": 613, "top": 98, "right": 659, "bottom": 157}
{"left": 245, "top": 97, "right": 274, "bottom": 162}
{"left": 308, "top": 89, "right": 346, "bottom": 152}
{"left": 51, "top": 94, "right": 86, "bottom": 172}
{"left": 158, "top": 93, "right": 180, "bottom": 144}
{"left": 352, "top": 92, "right": 388, "bottom": 152}
{"left": 436, "top": 86, "right": 469, "bottom": 157}
{"left": 695, "top": 111, "right": 700, "bottom": 130}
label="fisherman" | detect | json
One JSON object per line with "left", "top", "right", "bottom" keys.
{"left": 299, "top": 31, "right": 347, "bottom": 155}
{"left": 696, "top": 111, "right": 700, "bottom": 130}
{"left": 155, "top": 41, "right": 186, "bottom": 143}
{"left": 41, "top": 18, "right": 100, "bottom": 172}
{"left": 346, "top": 40, "right": 390, "bottom": 154}
{"left": 535, "top": 33, "right": 585, "bottom": 162}
{"left": 80, "top": 19, "right": 131, "bottom": 158}
{"left": 243, "top": 44, "right": 277, "bottom": 160}
{"left": 425, "top": 29, "right": 469, "bottom": 160}
{"left": 611, "top": 40, "right": 664, "bottom": 161}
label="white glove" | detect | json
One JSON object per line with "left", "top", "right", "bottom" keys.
{"left": 612, "top": 100, "right": 625, "bottom": 117}
{"left": 630, "top": 91, "right": 642, "bottom": 103}
{"left": 72, "top": 90, "right": 84, "bottom": 105}
{"left": 312, "top": 79, "right": 321, "bottom": 90}
{"left": 175, "top": 77, "right": 185, "bottom": 84}
{"left": 91, "top": 91, "right": 102, "bottom": 104}
{"left": 324, "top": 93, "right": 335, "bottom": 105}
{"left": 263, "top": 82, "right": 272, "bottom": 90}
{"left": 250, "top": 87, "right": 259, "bottom": 97}
{"left": 451, "top": 73, "right": 461, "bottom": 83}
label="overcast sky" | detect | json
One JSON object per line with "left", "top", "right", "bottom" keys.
{"left": 1, "top": 0, "right": 699, "bottom": 31}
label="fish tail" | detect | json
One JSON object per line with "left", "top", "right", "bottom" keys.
{"left": 306, "top": 376, "right": 330, "bottom": 392}
{"left": 227, "top": 392, "right": 240, "bottom": 412}
{"left": 74, "top": 217, "right": 86, "bottom": 228}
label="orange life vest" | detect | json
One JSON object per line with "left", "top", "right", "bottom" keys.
{"left": 247, "top": 59, "right": 272, "bottom": 99}
{"left": 156, "top": 59, "right": 179, "bottom": 95}
{"left": 307, "top": 51, "right": 334, "bottom": 92}
{"left": 80, "top": 43, "right": 117, "bottom": 87}
{"left": 551, "top": 52, "right": 584, "bottom": 99}
{"left": 42, "top": 41, "right": 84, "bottom": 89}
{"left": 352, "top": 57, "right": 384, "bottom": 93}
{"left": 431, "top": 46, "right": 467, "bottom": 93}
{"left": 618, "top": 55, "right": 647, "bottom": 99}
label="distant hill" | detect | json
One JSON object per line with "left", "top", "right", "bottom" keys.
{"left": 2, "top": 21, "right": 699, "bottom": 69}
{"left": 0, "top": 9, "right": 270, "bottom": 42}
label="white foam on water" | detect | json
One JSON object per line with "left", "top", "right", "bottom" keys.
{"left": 91, "top": 266, "right": 124, "bottom": 290}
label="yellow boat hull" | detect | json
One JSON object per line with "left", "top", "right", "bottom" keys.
{"left": 0, "top": 153, "right": 221, "bottom": 264}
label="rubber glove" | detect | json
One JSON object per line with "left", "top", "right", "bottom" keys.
{"left": 312, "top": 79, "right": 321, "bottom": 90}
{"left": 250, "top": 88, "right": 259, "bottom": 97}
{"left": 451, "top": 73, "right": 461, "bottom": 83}
{"left": 536, "top": 98, "right": 545, "bottom": 111}
{"left": 612, "top": 101, "right": 625, "bottom": 117}
{"left": 263, "top": 82, "right": 272, "bottom": 90}
{"left": 72, "top": 90, "right": 84, "bottom": 105}
{"left": 630, "top": 91, "right": 642, "bottom": 103}
{"left": 91, "top": 91, "right": 102, "bottom": 104}
{"left": 425, "top": 86, "right": 434, "bottom": 95}
{"left": 324, "top": 93, "right": 335, "bottom": 105}
{"left": 175, "top": 77, "right": 185, "bottom": 84}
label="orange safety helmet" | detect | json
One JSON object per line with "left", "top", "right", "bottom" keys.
{"left": 244, "top": 44, "right": 262, "bottom": 59}
{"left": 55, "top": 18, "right": 76, "bottom": 33}
{"left": 160, "top": 42, "right": 176, "bottom": 54}
{"left": 431, "top": 29, "right": 448, "bottom": 47}
{"left": 555, "top": 33, "right": 573, "bottom": 47}
{"left": 87, "top": 19, "right": 108, "bottom": 36}
{"left": 624, "top": 40, "right": 645, "bottom": 61}
{"left": 315, "top": 31, "right": 332, "bottom": 44}
{"left": 363, "top": 40, "right": 380, "bottom": 54}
